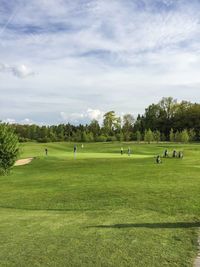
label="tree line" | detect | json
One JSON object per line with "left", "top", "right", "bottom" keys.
{"left": 7, "top": 97, "right": 200, "bottom": 143}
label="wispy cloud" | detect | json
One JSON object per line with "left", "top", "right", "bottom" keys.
{"left": 0, "top": 0, "right": 200, "bottom": 124}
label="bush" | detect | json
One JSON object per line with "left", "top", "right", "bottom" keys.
{"left": 96, "top": 135, "right": 107, "bottom": 142}
{"left": 0, "top": 124, "right": 19, "bottom": 174}
{"left": 106, "top": 136, "right": 117, "bottom": 142}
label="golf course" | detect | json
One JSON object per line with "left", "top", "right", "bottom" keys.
{"left": 0, "top": 141, "right": 200, "bottom": 267}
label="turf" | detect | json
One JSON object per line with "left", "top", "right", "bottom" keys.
{"left": 0, "top": 142, "right": 200, "bottom": 266}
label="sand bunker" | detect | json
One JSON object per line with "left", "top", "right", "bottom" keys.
{"left": 15, "top": 158, "right": 34, "bottom": 166}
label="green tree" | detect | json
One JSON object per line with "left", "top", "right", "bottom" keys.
{"left": 161, "top": 133, "right": 166, "bottom": 141}
{"left": 169, "top": 129, "right": 175, "bottom": 142}
{"left": 103, "top": 111, "right": 120, "bottom": 136}
{"left": 0, "top": 124, "right": 19, "bottom": 174}
{"left": 88, "top": 120, "right": 100, "bottom": 141}
{"left": 159, "top": 97, "right": 178, "bottom": 119}
{"left": 144, "top": 129, "right": 154, "bottom": 144}
{"left": 174, "top": 131, "right": 181, "bottom": 142}
{"left": 180, "top": 129, "right": 189, "bottom": 143}
{"left": 154, "top": 130, "right": 161, "bottom": 143}
{"left": 136, "top": 130, "right": 142, "bottom": 143}
{"left": 122, "top": 114, "right": 134, "bottom": 141}
{"left": 188, "top": 129, "right": 196, "bottom": 141}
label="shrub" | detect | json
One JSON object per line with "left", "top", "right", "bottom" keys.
{"left": 0, "top": 124, "right": 19, "bottom": 174}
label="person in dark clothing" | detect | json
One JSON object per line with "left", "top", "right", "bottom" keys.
{"left": 164, "top": 149, "right": 168, "bottom": 157}
{"left": 74, "top": 145, "right": 77, "bottom": 158}
{"left": 173, "top": 150, "right": 177, "bottom": 158}
{"left": 178, "top": 151, "right": 183, "bottom": 158}
{"left": 120, "top": 147, "right": 123, "bottom": 155}
{"left": 45, "top": 148, "right": 48, "bottom": 156}
{"left": 156, "top": 155, "right": 161, "bottom": 164}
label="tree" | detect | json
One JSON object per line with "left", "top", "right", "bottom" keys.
{"left": 0, "top": 124, "right": 19, "bottom": 174}
{"left": 88, "top": 120, "right": 100, "bottom": 141}
{"left": 174, "top": 131, "right": 181, "bottom": 142}
{"left": 103, "top": 111, "right": 120, "bottom": 136}
{"left": 188, "top": 129, "right": 196, "bottom": 142}
{"left": 144, "top": 129, "right": 154, "bottom": 144}
{"left": 159, "top": 97, "right": 178, "bottom": 119}
{"left": 180, "top": 129, "right": 189, "bottom": 143}
{"left": 161, "top": 133, "right": 166, "bottom": 141}
{"left": 154, "top": 130, "right": 161, "bottom": 143}
{"left": 169, "top": 129, "right": 175, "bottom": 142}
{"left": 122, "top": 114, "right": 134, "bottom": 141}
{"left": 136, "top": 130, "right": 142, "bottom": 143}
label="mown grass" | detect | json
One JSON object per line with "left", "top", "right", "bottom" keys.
{"left": 0, "top": 142, "right": 200, "bottom": 266}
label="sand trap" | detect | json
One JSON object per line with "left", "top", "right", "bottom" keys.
{"left": 15, "top": 158, "right": 34, "bottom": 166}
{"left": 194, "top": 237, "right": 200, "bottom": 267}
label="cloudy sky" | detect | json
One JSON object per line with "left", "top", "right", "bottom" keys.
{"left": 1, "top": 0, "right": 200, "bottom": 125}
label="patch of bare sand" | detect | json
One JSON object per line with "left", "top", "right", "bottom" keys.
{"left": 194, "top": 237, "right": 200, "bottom": 267}
{"left": 15, "top": 158, "right": 34, "bottom": 166}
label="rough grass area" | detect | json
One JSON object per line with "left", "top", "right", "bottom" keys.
{"left": 0, "top": 142, "right": 200, "bottom": 266}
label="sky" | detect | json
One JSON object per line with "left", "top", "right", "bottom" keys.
{"left": 1, "top": 0, "right": 200, "bottom": 125}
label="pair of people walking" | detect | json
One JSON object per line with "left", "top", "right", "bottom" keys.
{"left": 121, "top": 147, "right": 131, "bottom": 156}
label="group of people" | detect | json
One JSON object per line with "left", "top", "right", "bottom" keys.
{"left": 163, "top": 149, "right": 183, "bottom": 158}
{"left": 44, "top": 146, "right": 183, "bottom": 164}
{"left": 45, "top": 144, "right": 84, "bottom": 158}
{"left": 156, "top": 149, "right": 184, "bottom": 164}
{"left": 120, "top": 147, "right": 131, "bottom": 156}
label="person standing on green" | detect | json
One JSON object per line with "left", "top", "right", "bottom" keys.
{"left": 74, "top": 145, "right": 77, "bottom": 158}
{"left": 173, "top": 150, "right": 177, "bottom": 158}
{"left": 156, "top": 155, "right": 161, "bottom": 164}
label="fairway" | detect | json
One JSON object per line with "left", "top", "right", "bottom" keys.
{"left": 0, "top": 142, "right": 200, "bottom": 267}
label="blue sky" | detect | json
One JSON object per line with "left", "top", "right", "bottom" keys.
{"left": 1, "top": 0, "right": 200, "bottom": 125}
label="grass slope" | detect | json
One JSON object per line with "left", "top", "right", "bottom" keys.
{"left": 0, "top": 142, "right": 200, "bottom": 266}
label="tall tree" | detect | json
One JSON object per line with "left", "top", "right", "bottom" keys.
{"left": 122, "top": 114, "right": 134, "bottom": 141}
{"left": 103, "top": 111, "right": 120, "bottom": 136}
{"left": 88, "top": 120, "right": 100, "bottom": 140}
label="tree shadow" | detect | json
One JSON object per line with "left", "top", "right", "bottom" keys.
{"left": 88, "top": 222, "right": 200, "bottom": 229}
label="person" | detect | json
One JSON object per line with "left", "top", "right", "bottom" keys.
{"left": 128, "top": 147, "right": 131, "bottom": 156}
{"left": 81, "top": 144, "right": 84, "bottom": 149}
{"left": 178, "top": 151, "right": 183, "bottom": 159}
{"left": 173, "top": 150, "right": 177, "bottom": 158}
{"left": 120, "top": 147, "right": 123, "bottom": 155}
{"left": 45, "top": 148, "right": 48, "bottom": 156}
{"left": 164, "top": 149, "right": 168, "bottom": 157}
{"left": 74, "top": 144, "right": 77, "bottom": 158}
{"left": 156, "top": 155, "right": 161, "bottom": 164}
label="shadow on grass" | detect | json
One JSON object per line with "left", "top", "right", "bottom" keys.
{"left": 0, "top": 206, "right": 103, "bottom": 212}
{"left": 88, "top": 222, "right": 200, "bottom": 229}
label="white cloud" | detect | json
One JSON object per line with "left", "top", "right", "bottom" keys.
{"left": 12, "top": 64, "right": 35, "bottom": 78}
{"left": 3, "top": 117, "right": 35, "bottom": 125}
{"left": 2, "top": 118, "right": 16, "bottom": 124}
{"left": 60, "top": 108, "right": 104, "bottom": 124}
{"left": 86, "top": 108, "right": 104, "bottom": 121}
{"left": 0, "top": 63, "right": 35, "bottom": 78}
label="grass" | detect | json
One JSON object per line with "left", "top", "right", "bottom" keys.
{"left": 0, "top": 142, "right": 200, "bottom": 266}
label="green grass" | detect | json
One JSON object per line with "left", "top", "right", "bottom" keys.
{"left": 0, "top": 142, "right": 200, "bottom": 266}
